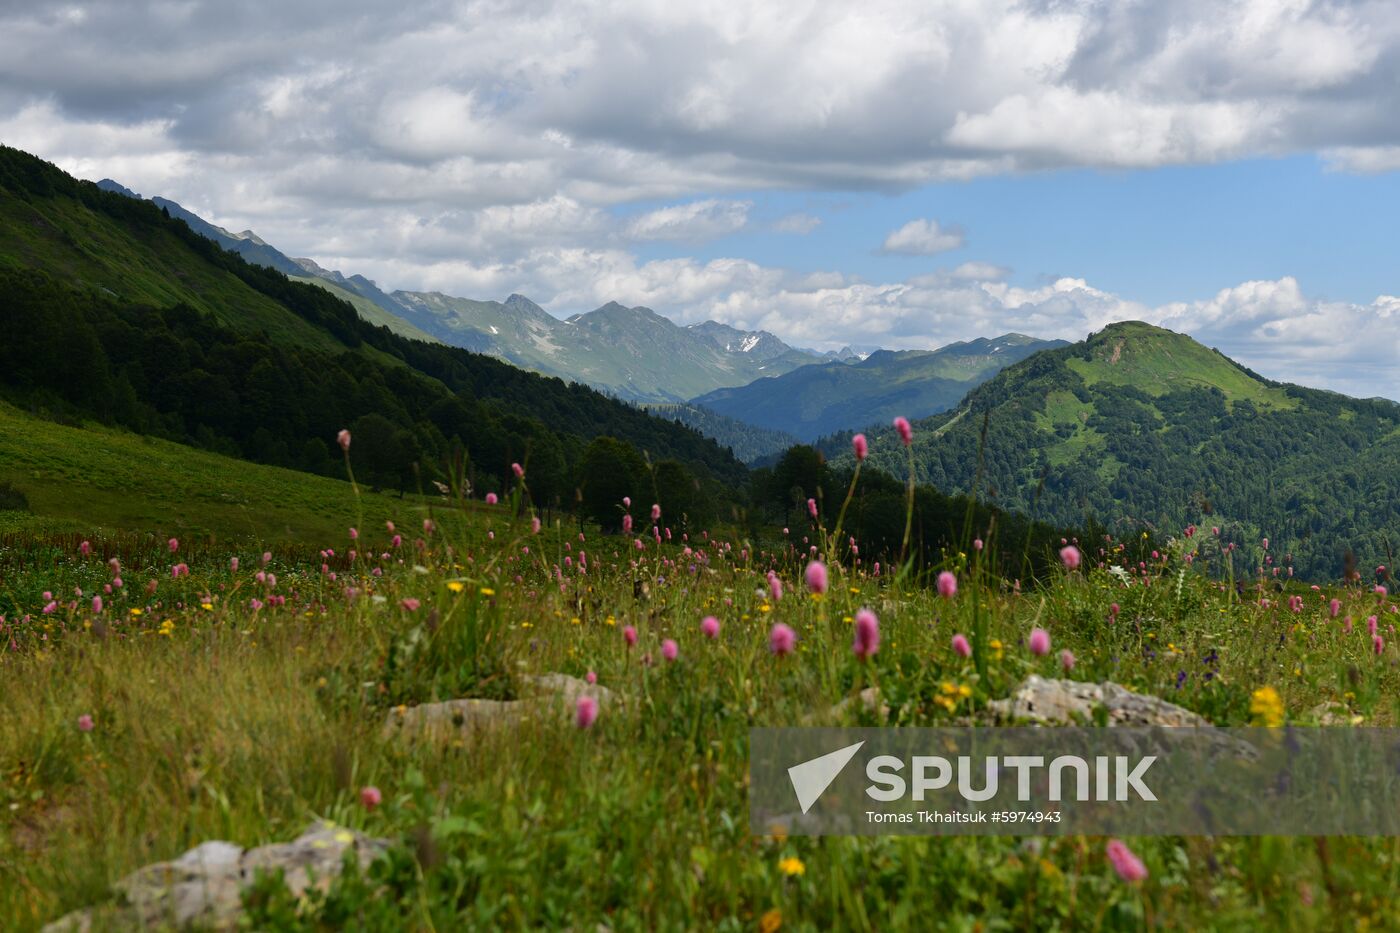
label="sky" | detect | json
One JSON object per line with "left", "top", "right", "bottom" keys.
{"left": 2, "top": 0, "right": 1399, "bottom": 397}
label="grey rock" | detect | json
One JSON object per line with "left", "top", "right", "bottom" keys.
{"left": 988, "top": 675, "right": 1211, "bottom": 727}
{"left": 382, "top": 672, "right": 615, "bottom": 740}
{"left": 43, "top": 822, "right": 389, "bottom": 932}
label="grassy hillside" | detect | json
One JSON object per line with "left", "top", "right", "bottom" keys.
{"left": 696, "top": 334, "right": 1066, "bottom": 441}
{"left": 847, "top": 321, "right": 1400, "bottom": 578}
{"left": 291, "top": 274, "right": 441, "bottom": 345}
{"left": 0, "top": 145, "right": 749, "bottom": 505}
{"left": 0, "top": 401, "right": 443, "bottom": 543}
{"left": 643, "top": 403, "right": 801, "bottom": 463}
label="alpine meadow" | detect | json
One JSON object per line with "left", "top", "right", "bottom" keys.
{"left": 4, "top": 3, "right": 1400, "bottom": 932}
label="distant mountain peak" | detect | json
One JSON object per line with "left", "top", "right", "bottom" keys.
{"left": 96, "top": 178, "right": 141, "bottom": 199}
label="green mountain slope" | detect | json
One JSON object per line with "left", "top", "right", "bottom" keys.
{"left": 642, "top": 403, "right": 800, "bottom": 464}
{"left": 0, "top": 145, "right": 747, "bottom": 507}
{"left": 288, "top": 274, "right": 440, "bottom": 344}
{"left": 845, "top": 321, "right": 1400, "bottom": 578}
{"left": 695, "top": 334, "right": 1067, "bottom": 441}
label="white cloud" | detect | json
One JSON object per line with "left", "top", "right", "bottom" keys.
{"left": 881, "top": 218, "right": 964, "bottom": 255}
{"left": 624, "top": 199, "right": 751, "bottom": 241}
{"left": 773, "top": 212, "right": 821, "bottom": 234}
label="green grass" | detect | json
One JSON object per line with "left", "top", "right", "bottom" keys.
{"left": 0, "top": 192, "right": 343, "bottom": 352}
{"left": 291, "top": 275, "right": 442, "bottom": 345}
{"left": 0, "top": 401, "right": 446, "bottom": 544}
{"left": 1067, "top": 322, "right": 1295, "bottom": 409}
{"left": 4, "top": 463, "right": 1400, "bottom": 928}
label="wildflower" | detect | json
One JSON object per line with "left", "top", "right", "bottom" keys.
{"left": 531, "top": 517, "right": 542, "bottom": 534}
{"left": 1250, "top": 686, "right": 1285, "bottom": 727}
{"left": 1375, "top": 634, "right": 1386, "bottom": 655}
{"left": 936, "top": 571, "right": 957, "bottom": 599}
{"left": 701, "top": 616, "right": 720, "bottom": 639}
{"left": 230, "top": 557, "right": 239, "bottom": 572}
{"left": 951, "top": 633, "right": 972, "bottom": 658}
{"left": 768, "top": 573, "right": 783, "bottom": 602}
{"left": 852, "top": 433, "right": 868, "bottom": 461}
{"left": 1059, "top": 545, "right": 1081, "bottom": 570}
{"left": 585, "top": 670, "right": 597, "bottom": 684}
{"left": 661, "top": 639, "right": 679, "bottom": 662}
{"left": 446, "top": 581, "right": 464, "bottom": 593}
{"left": 623, "top": 625, "right": 638, "bottom": 647}
{"left": 80, "top": 540, "right": 91, "bottom": 556}
{"left": 337, "top": 429, "right": 351, "bottom": 452}
{"left": 359, "top": 786, "right": 382, "bottom": 811}
{"left": 91, "top": 596, "right": 102, "bottom": 614}
{"left": 853, "top": 609, "right": 880, "bottom": 660}
{"left": 760, "top": 908, "right": 783, "bottom": 933}
{"left": 485, "top": 493, "right": 498, "bottom": 505}
{"left": 651, "top": 504, "right": 661, "bottom": 522}
{"left": 622, "top": 514, "right": 634, "bottom": 534}
{"left": 769, "top": 622, "right": 797, "bottom": 656}
{"left": 512, "top": 462, "right": 524, "bottom": 478}
{"left": 1060, "top": 649, "right": 1076, "bottom": 671}
{"left": 807, "top": 498, "right": 818, "bottom": 519}
{"left": 778, "top": 856, "right": 805, "bottom": 877}
{"left": 893, "top": 416, "right": 912, "bottom": 446}
{"left": 76, "top": 714, "right": 94, "bottom": 733}
{"left": 576, "top": 695, "right": 599, "bottom": 729}
{"left": 168, "top": 538, "right": 179, "bottom": 553}
{"left": 974, "top": 538, "right": 983, "bottom": 551}
{"left": 1106, "top": 839, "right": 1148, "bottom": 882}
{"left": 1028, "top": 628, "right": 1051, "bottom": 656}
{"left": 1330, "top": 598, "right": 1341, "bottom": 618}
{"left": 805, "top": 561, "right": 828, "bottom": 595}
{"left": 400, "top": 598, "right": 421, "bottom": 612}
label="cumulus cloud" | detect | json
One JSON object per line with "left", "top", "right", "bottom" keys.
{"left": 881, "top": 219, "right": 965, "bottom": 255}
{"left": 624, "top": 199, "right": 751, "bottom": 241}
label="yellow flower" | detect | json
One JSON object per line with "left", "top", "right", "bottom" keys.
{"left": 760, "top": 908, "right": 783, "bottom": 933}
{"left": 778, "top": 856, "right": 805, "bottom": 877}
{"left": 447, "top": 581, "right": 465, "bottom": 593}
{"left": 129, "top": 608, "right": 143, "bottom": 617}
{"left": 1250, "top": 686, "right": 1285, "bottom": 727}
{"left": 480, "top": 587, "right": 495, "bottom": 597}
{"left": 200, "top": 603, "right": 213, "bottom": 611}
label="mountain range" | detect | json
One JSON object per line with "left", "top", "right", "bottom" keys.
{"left": 839, "top": 320, "right": 1400, "bottom": 578}
{"left": 95, "top": 178, "right": 849, "bottom": 404}
{"left": 695, "top": 334, "right": 1068, "bottom": 442}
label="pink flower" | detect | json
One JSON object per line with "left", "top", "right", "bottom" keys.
{"left": 661, "top": 639, "right": 679, "bottom": 662}
{"left": 768, "top": 573, "right": 783, "bottom": 602}
{"left": 1329, "top": 598, "right": 1341, "bottom": 619}
{"left": 769, "top": 622, "right": 797, "bottom": 656}
{"left": 485, "top": 493, "right": 498, "bottom": 505}
{"left": 1059, "top": 545, "right": 1081, "bottom": 570}
{"left": 622, "top": 514, "right": 633, "bottom": 534}
{"left": 893, "top": 416, "right": 912, "bottom": 446}
{"left": 359, "top": 786, "right": 382, "bottom": 810}
{"left": 701, "top": 616, "right": 720, "bottom": 639}
{"left": 1106, "top": 839, "right": 1148, "bottom": 882}
{"left": 936, "top": 571, "right": 957, "bottom": 599}
{"left": 622, "top": 496, "right": 631, "bottom": 508}
{"left": 951, "top": 634, "right": 972, "bottom": 658}
{"left": 805, "top": 561, "right": 828, "bottom": 595}
{"left": 1029, "top": 627, "right": 1051, "bottom": 656}
{"left": 349, "top": 527, "right": 358, "bottom": 540}
{"left": 1375, "top": 634, "right": 1386, "bottom": 655}
{"left": 973, "top": 538, "right": 983, "bottom": 551}
{"left": 400, "top": 598, "right": 421, "bottom": 612}
{"left": 623, "top": 625, "right": 638, "bottom": 647}
{"left": 168, "top": 537, "right": 179, "bottom": 553}
{"left": 337, "top": 429, "right": 351, "bottom": 452}
{"left": 576, "top": 695, "right": 599, "bottom": 729}
{"left": 91, "top": 596, "right": 102, "bottom": 614}
{"left": 807, "top": 498, "right": 818, "bottom": 519}
{"left": 651, "top": 504, "right": 661, "bottom": 522}
{"left": 852, "top": 434, "right": 868, "bottom": 461}
{"left": 511, "top": 462, "right": 524, "bottom": 478}
{"left": 80, "top": 540, "right": 91, "bottom": 556}
{"left": 230, "top": 557, "right": 239, "bottom": 572}
{"left": 1060, "top": 649, "right": 1076, "bottom": 671}
{"left": 76, "top": 714, "right": 94, "bottom": 733}
{"left": 853, "top": 609, "right": 880, "bottom": 660}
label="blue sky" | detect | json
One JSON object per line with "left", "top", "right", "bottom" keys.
{"left": 3, "top": 0, "right": 1400, "bottom": 396}
{"left": 625, "top": 155, "right": 1399, "bottom": 308}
